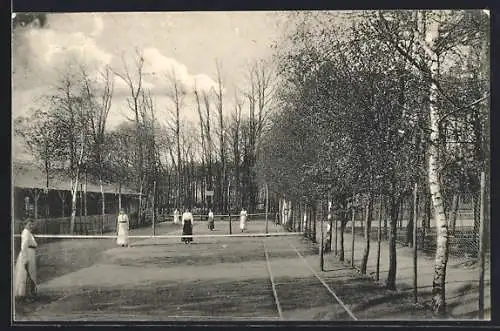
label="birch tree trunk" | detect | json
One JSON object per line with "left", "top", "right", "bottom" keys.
{"left": 118, "top": 182, "right": 122, "bottom": 211}
{"left": 70, "top": 178, "right": 79, "bottom": 234}
{"left": 422, "top": 16, "right": 449, "bottom": 315}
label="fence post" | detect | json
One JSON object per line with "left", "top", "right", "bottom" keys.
{"left": 376, "top": 195, "right": 383, "bottom": 281}
{"left": 412, "top": 183, "right": 418, "bottom": 304}
{"left": 152, "top": 181, "right": 156, "bottom": 236}
{"left": 320, "top": 200, "right": 325, "bottom": 271}
{"left": 265, "top": 183, "right": 269, "bottom": 234}
{"left": 478, "top": 171, "right": 487, "bottom": 319}
{"left": 351, "top": 202, "right": 355, "bottom": 268}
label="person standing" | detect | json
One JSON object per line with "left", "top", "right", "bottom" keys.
{"left": 208, "top": 209, "right": 215, "bottom": 231}
{"left": 116, "top": 208, "right": 130, "bottom": 248}
{"left": 173, "top": 208, "right": 180, "bottom": 224}
{"left": 14, "top": 219, "right": 38, "bottom": 302}
{"left": 182, "top": 208, "right": 194, "bottom": 244}
{"left": 239, "top": 208, "right": 248, "bottom": 232}
{"left": 324, "top": 215, "right": 332, "bottom": 253}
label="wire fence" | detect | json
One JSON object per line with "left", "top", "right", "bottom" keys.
{"left": 275, "top": 190, "right": 490, "bottom": 319}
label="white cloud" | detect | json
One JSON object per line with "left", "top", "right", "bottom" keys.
{"left": 141, "top": 47, "right": 219, "bottom": 94}
{"left": 12, "top": 19, "right": 114, "bottom": 119}
{"left": 14, "top": 22, "right": 113, "bottom": 87}
{"left": 37, "top": 30, "right": 112, "bottom": 71}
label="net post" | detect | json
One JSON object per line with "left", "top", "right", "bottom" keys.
{"left": 152, "top": 180, "right": 156, "bottom": 237}
{"left": 351, "top": 193, "right": 355, "bottom": 268}
{"left": 320, "top": 200, "right": 325, "bottom": 272}
{"left": 265, "top": 183, "right": 269, "bottom": 234}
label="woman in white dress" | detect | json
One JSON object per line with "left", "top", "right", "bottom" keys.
{"left": 14, "top": 219, "right": 38, "bottom": 301}
{"left": 207, "top": 209, "right": 215, "bottom": 231}
{"left": 239, "top": 208, "right": 248, "bottom": 232}
{"left": 116, "top": 208, "right": 130, "bottom": 247}
{"left": 173, "top": 209, "right": 180, "bottom": 224}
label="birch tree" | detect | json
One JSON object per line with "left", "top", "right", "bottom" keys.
{"left": 80, "top": 66, "right": 114, "bottom": 224}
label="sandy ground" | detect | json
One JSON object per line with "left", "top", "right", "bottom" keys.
{"left": 329, "top": 231, "right": 491, "bottom": 320}
{"left": 13, "top": 220, "right": 457, "bottom": 322}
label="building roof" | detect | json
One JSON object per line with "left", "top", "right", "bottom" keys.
{"left": 12, "top": 162, "right": 139, "bottom": 195}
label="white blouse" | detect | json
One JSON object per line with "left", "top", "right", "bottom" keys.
{"left": 182, "top": 212, "right": 194, "bottom": 225}
{"left": 117, "top": 214, "right": 129, "bottom": 223}
{"left": 19, "top": 228, "right": 37, "bottom": 263}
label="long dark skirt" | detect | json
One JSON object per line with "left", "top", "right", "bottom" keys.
{"left": 182, "top": 220, "right": 193, "bottom": 243}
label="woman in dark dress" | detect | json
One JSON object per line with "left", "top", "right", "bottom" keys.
{"left": 181, "top": 208, "right": 194, "bottom": 244}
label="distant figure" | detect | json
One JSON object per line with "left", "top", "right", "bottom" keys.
{"left": 324, "top": 215, "right": 332, "bottom": 253}
{"left": 182, "top": 208, "right": 194, "bottom": 244}
{"left": 208, "top": 209, "right": 215, "bottom": 231}
{"left": 303, "top": 211, "right": 307, "bottom": 231}
{"left": 14, "top": 219, "right": 38, "bottom": 301}
{"left": 116, "top": 208, "right": 130, "bottom": 248}
{"left": 240, "top": 208, "right": 248, "bottom": 232}
{"left": 173, "top": 209, "right": 180, "bottom": 224}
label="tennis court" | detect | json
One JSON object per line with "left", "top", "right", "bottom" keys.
{"left": 14, "top": 217, "right": 435, "bottom": 321}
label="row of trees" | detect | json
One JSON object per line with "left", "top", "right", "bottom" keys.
{"left": 15, "top": 24, "right": 277, "bottom": 234}
{"left": 257, "top": 10, "right": 489, "bottom": 315}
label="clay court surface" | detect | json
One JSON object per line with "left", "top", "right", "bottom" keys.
{"left": 14, "top": 219, "right": 444, "bottom": 321}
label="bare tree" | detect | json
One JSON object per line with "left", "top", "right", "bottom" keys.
{"left": 113, "top": 49, "right": 147, "bottom": 223}
{"left": 241, "top": 59, "right": 276, "bottom": 211}
{"left": 228, "top": 90, "right": 243, "bottom": 207}
{"left": 80, "top": 65, "right": 114, "bottom": 225}
{"left": 45, "top": 69, "right": 90, "bottom": 234}
{"left": 214, "top": 59, "right": 227, "bottom": 212}
{"left": 164, "top": 68, "right": 186, "bottom": 209}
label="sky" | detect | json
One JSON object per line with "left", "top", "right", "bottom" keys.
{"left": 12, "top": 12, "right": 289, "bottom": 160}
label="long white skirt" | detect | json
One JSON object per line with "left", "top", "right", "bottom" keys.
{"left": 117, "top": 223, "right": 129, "bottom": 246}
{"left": 14, "top": 249, "right": 37, "bottom": 297}
{"left": 240, "top": 217, "right": 247, "bottom": 230}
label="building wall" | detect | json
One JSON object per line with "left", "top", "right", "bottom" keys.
{"left": 13, "top": 187, "right": 139, "bottom": 221}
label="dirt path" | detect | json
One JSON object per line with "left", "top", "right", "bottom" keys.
{"left": 331, "top": 231, "right": 490, "bottom": 319}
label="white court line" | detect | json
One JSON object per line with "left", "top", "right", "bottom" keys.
{"left": 167, "top": 213, "right": 269, "bottom": 218}
{"left": 288, "top": 242, "right": 358, "bottom": 321}
{"left": 14, "top": 232, "right": 303, "bottom": 239}
{"left": 262, "top": 240, "right": 284, "bottom": 321}
{"left": 19, "top": 313, "right": 280, "bottom": 321}
{"left": 158, "top": 315, "right": 280, "bottom": 320}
